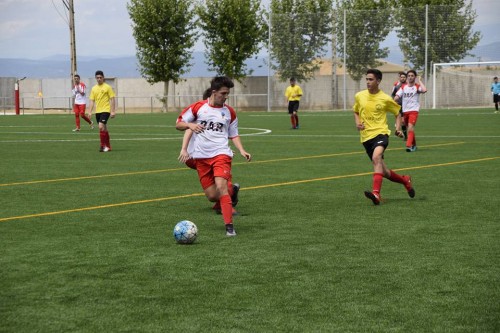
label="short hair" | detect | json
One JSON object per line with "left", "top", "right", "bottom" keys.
{"left": 407, "top": 69, "right": 417, "bottom": 77}
{"left": 210, "top": 76, "right": 234, "bottom": 91}
{"left": 366, "top": 69, "right": 382, "bottom": 81}
{"left": 74, "top": 74, "right": 80, "bottom": 79}
{"left": 290, "top": 77, "right": 296, "bottom": 82}
{"left": 495, "top": 77, "right": 498, "bottom": 80}
{"left": 95, "top": 70, "right": 104, "bottom": 77}
{"left": 398, "top": 71, "right": 407, "bottom": 76}
{"left": 202, "top": 88, "right": 212, "bottom": 99}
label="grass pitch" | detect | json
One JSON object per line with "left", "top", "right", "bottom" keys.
{"left": 0, "top": 109, "right": 499, "bottom": 332}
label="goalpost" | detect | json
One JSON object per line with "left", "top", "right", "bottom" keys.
{"left": 432, "top": 61, "right": 500, "bottom": 109}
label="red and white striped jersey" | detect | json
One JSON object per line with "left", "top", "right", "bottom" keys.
{"left": 177, "top": 100, "right": 239, "bottom": 159}
{"left": 396, "top": 83, "right": 425, "bottom": 113}
{"left": 72, "top": 82, "right": 87, "bottom": 105}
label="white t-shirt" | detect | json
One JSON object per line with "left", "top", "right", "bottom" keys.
{"left": 396, "top": 83, "right": 425, "bottom": 112}
{"left": 72, "top": 83, "right": 87, "bottom": 105}
{"left": 177, "top": 100, "right": 239, "bottom": 159}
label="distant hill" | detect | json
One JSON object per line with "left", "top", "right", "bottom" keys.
{"left": 0, "top": 52, "right": 269, "bottom": 79}
{"left": 0, "top": 43, "right": 498, "bottom": 79}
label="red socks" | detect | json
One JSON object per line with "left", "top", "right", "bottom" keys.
{"left": 294, "top": 114, "right": 299, "bottom": 127}
{"left": 388, "top": 170, "right": 406, "bottom": 184}
{"left": 406, "top": 131, "right": 416, "bottom": 147}
{"left": 373, "top": 173, "right": 383, "bottom": 194}
{"left": 219, "top": 194, "right": 232, "bottom": 224}
{"left": 290, "top": 115, "right": 296, "bottom": 128}
{"left": 75, "top": 114, "right": 81, "bottom": 128}
{"left": 99, "top": 131, "right": 111, "bottom": 148}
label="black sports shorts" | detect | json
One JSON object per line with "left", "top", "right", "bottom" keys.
{"left": 362, "top": 134, "right": 389, "bottom": 161}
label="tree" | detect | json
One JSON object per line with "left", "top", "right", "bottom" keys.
{"left": 128, "top": 0, "right": 197, "bottom": 111}
{"left": 196, "top": 0, "right": 267, "bottom": 81}
{"left": 270, "top": 0, "right": 333, "bottom": 82}
{"left": 394, "top": 0, "right": 481, "bottom": 75}
{"left": 335, "top": 0, "right": 394, "bottom": 88}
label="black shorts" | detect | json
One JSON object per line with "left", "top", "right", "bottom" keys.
{"left": 96, "top": 112, "right": 111, "bottom": 124}
{"left": 288, "top": 101, "right": 300, "bottom": 114}
{"left": 494, "top": 94, "right": 500, "bottom": 104}
{"left": 363, "top": 134, "right": 389, "bottom": 161}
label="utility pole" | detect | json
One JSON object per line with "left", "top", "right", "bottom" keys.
{"left": 63, "top": 0, "right": 77, "bottom": 81}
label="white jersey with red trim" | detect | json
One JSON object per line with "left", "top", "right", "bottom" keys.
{"left": 72, "top": 83, "right": 87, "bottom": 105}
{"left": 396, "top": 83, "right": 425, "bottom": 113}
{"left": 177, "top": 100, "right": 239, "bottom": 159}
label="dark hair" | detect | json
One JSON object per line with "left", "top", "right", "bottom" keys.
{"left": 366, "top": 69, "right": 382, "bottom": 81}
{"left": 74, "top": 74, "right": 80, "bottom": 79}
{"left": 290, "top": 77, "right": 296, "bottom": 82}
{"left": 95, "top": 70, "right": 104, "bottom": 77}
{"left": 202, "top": 88, "right": 212, "bottom": 99}
{"left": 398, "top": 71, "right": 406, "bottom": 76}
{"left": 495, "top": 77, "right": 498, "bottom": 80}
{"left": 210, "top": 76, "right": 234, "bottom": 91}
{"left": 407, "top": 69, "right": 417, "bottom": 77}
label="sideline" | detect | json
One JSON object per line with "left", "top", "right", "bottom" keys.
{"left": 0, "top": 142, "right": 464, "bottom": 187}
{"left": 1, "top": 155, "right": 497, "bottom": 223}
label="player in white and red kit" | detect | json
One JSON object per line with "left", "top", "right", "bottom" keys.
{"left": 176, "top": 77, "right": 251, "bottom": 237}
{"left": 71, "top": 74, "right": 93, "bottom": 132}
{"left": 178, "top": 88, "right": 240, "bottom": 216}
{"left": 394, "top": 69, "right": 427, "bottom": 152}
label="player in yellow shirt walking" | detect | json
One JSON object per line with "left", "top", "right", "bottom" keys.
{"left": 87, "top": 70, "right": 116, "bottom": 152}
{"left": 284, "top": 78, "right": 303, "bottom": 129}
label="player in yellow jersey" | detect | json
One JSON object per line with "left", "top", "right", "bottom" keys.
{"left": 284, "top": 77, "right": 303, "bottom": 129}
{"left": 353, "top": 69, "right": 415, "bottom": 205}
{"left": 87, "top": 70, "right": 116, "bottom": 152}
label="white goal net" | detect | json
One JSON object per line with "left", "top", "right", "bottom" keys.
{"left": 432, "top": 61, "right": 500, "bottom": 109}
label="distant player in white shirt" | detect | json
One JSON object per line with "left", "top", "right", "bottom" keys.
{"left": 176, "top": 76, "right": 251, "bottom": 237}
{"left": 394, "top": 69, "right": 427, "bottom": 152}
{"left": 71, "top": 74, "right": 93, "bottom": 132}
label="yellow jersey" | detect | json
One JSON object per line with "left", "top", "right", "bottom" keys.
{"left": 285, "top": 85, "right": 303, "bottom": 101}
{"left": 353, "top": 89, "right": 400, "bottom": 143}
{"left": 89, "top": 82, "right": 116, "bottom": 113}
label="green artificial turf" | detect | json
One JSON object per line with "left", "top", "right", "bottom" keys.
{"left": 0, "top": 109, "right": 499, "bottom": 332}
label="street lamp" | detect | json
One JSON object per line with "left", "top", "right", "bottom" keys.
{"left": 15, "top": 77, "right": 27, "bottom": 115}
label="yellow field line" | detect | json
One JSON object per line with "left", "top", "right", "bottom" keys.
{"left": 0, "top": 142, "right": 464, "bottom": 187}
{"left": 1, "top": 154, "right": 497, "bottom": 223}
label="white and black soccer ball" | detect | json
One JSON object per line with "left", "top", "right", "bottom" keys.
{"left": 173, "top": 220, "right": 198, "bottom": 244}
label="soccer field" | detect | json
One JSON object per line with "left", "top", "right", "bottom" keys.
{"left": 1, "top": 109, "right": 499, "bottom": 332}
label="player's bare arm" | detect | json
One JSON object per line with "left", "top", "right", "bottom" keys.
{"left": 87, "top": 101, "right": 94, "bottom": 118}
{"left": 394, "top": 114, "right": 404, "bottom": 138}
{"left": 231, "top": 136, "right": 252, "bottom": 162}
{"left": 354, "top": 112, "right": 365, "bottom": 130}
{"left": 178, "top": 129, "right": 193, "bottom": 163}
{"left": 110, "top": 98, "right": 116, "bottom": 118}
{"left": 176, "top": 121, "right": 205, "bottom": 133}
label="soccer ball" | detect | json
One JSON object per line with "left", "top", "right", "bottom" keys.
{"left": 173, "top": 220, "right": 198, "bottom": 244}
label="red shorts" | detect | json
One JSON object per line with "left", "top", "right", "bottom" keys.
{"left": 403, "top": 111, "right": 419, "bottom": 126}
{"left": 185, "top": 159, "right": 197, "bottom": 170}
{"left": 195, "top": 155, "right": 232, "bottom": 190}
{"left": 73, "top": 104, "right": 86, "bottom": 114}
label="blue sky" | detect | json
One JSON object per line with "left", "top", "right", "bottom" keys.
{"left": 0, "top": 0, "right": 498, "bottom": 60}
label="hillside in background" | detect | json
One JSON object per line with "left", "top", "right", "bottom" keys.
{"left": 0, "top": 42, "right": 498, "bottom": 79}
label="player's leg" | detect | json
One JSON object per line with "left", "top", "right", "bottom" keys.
{"left": 73, "top": 104, "right": 80, "bottom": 131}
{"left": 362, "top": 136, "right": 385, "bottom": 205}
{"left": 399, "top": 109, "right": 407, "bottom": 139}
{"left": 79, "top": 105, "right": 93, "bottom": 126}
{"left": 405, "top": 112, "right": 417, "bottom": 152}
{"left": 288, "top": 102, "right": 296, "bottom": 129}
{"left": 212, "top": 155, "right": 237, "bottom": 236}
{"left": 294, "top": 102, "right": 300, "bottom": 129}
{"left": 98, "top": 113, "right": 111, "bottom": 151}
